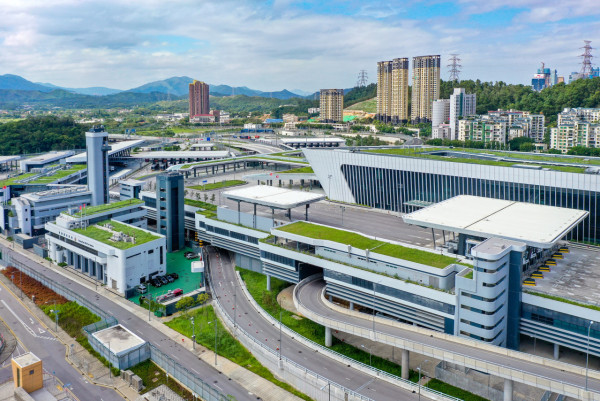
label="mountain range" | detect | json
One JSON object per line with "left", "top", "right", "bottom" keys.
{"left": 0, "top": 74, "right": 311, "bottom": 100}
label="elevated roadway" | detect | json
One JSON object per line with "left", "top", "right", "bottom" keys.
{"left": 295, "top": 277, "right": 600, "bottom": 401}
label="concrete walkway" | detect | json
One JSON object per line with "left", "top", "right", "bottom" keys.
{"left": 0, "top": 237, "right": 302, "bottom": 401}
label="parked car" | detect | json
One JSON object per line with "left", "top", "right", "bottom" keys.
{"left": 151, "top": 278, "right": 162, "bottom": 287}
{"left": 159, "top": 276, "right": 168, "bottom": 285}
{"left": 169, "top": 273, "right": 179, "bottom": 280}
{"left": 166, "top": 275, "right": 175, "bottom": 283}
{"left": 138, "top": 284, "right": 147, "bottom": 294}
{"left": 185, "top": 252, "right": 199, "bottom": 260}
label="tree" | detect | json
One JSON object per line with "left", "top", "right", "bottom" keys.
{"left": 176, "top": 296, "right": 196, "bottom": 315}
{"left": 210, "top": 194, "right": 216, "bottom": 203}
{"left": 196, "top": 293, "right": 209, "bottom": 305}
{"left": 203, "top": 194, "right": 209, "bottom": 202}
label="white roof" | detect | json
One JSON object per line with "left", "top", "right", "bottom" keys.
{"left": 0, "top": 155, "right": 20, "bottom": 163}
{"left": 224, "top": 185, "right": 325, "bottom": 209}
{"left": 22, "top": 151, "right": 73, "bottom": 164}
{"left": 132, "top": 151, "right": 229, "bottom": 159}
{"left": 191, "top": 143, "right": 215, "bottom": 148}
{"left": 91, "top": 324, "right": 146, "bottom": 356}
{"left": 402, "top": 195, "right": 588, "bottom": 248}
{"left": 66, "top": 140, "right": 145, "bottom": 163}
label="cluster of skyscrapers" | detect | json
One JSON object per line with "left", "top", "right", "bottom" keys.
{"left": 376, "top": 55, "right": 440, "bottom": 124}
{"left": 431, "top": 88, "right": 477, "bottom": 140}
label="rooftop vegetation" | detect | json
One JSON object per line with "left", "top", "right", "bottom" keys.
{"left": 28, "top": 164, "right": 87, "bottom": 184}
{"left": 278, "top": 166, "right": 314, "bottom": 174}
{"left": 188, "top": 180, "right": 246, "bottom": 191}
{"left": 275, "top": 221, "right": 461, "bottom": 269}
{"left": 184, "top": 198, "right": 217, "bottom": 210}
{"left": 526, "top": 291, "right": 600, "bottom": 312}
{"left": 68, "top": 198, "right": 143, "bottom": 217}
{"left": 72, "top": 220, "right": 160, "bottom": 250}
{"left": 364, "top": 148, "right": 587, "bottom": 174}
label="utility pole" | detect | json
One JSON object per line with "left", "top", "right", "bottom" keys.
{"left": 356, "top": 70, "right": 368, "bottom": 87}
{"left": 580, "top": 40, "right": 594, "bottom": 76}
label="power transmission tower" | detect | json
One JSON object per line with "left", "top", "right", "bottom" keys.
{"left": 448, "top": 54, "right": 462, "bottom": 81}
{"left": 580, "top": 40, "right": 594, "bottom": 76}
{"left": 356, "top": 70, "right": 368, "bottom": 87}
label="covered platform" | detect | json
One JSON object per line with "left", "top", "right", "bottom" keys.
{"left": 66, "top": 139, "right": 144, "bottom": 163}
{"left": 224, "top": 185, "right": 325, "bottom": 224}
{"left": 20, "top": 152, "right": 71, "bottom": 172}
{"left": 131, "top": 150, "right": 230, "bottom": 162}
{"left": 281, "top": 137, "right": 345, "bottom": 148}
{"left": 402, "top": 195, "right": 588, "bottom": 249}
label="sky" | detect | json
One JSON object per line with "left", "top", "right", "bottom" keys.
{"left": 0, "top": 0, "right": 599, "bottom": 92}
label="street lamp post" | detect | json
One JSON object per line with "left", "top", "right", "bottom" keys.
{"left": 327, "top": 174, "right": 332, "bottom": 200}
{"left": 320, "top": 382, "right": 331, "bottom": 401}
{"left": 361, "top": 344, "right": 372, "bottom": 366}
{"left": 587, "top": 320, "right": 594, "bottom": 391}
{"left": 279, "top": 310, "right": 283, "bottom": 361}
{"left": 191, "top": 317, "right": 196, "bottom": 350}
{"left": 372, "top": 279, "right": 382, "bottom": 338}
{"left": 417, "top": 360, "right": 429, "bottom": 401}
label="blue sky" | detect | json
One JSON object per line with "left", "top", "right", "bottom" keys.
{"left": 0, "top": 0, "right": 598, "bottom": 91}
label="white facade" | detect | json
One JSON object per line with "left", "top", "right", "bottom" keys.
{"left": 45, "top": 217, "right": 166, "bottom": 295}
{"left": 449, "top": 88, "right": 477, "bottom": 140}
{"left": 432, "top": 124, "right": 452, "bottom": 140}
{"left": 432, "top": 99, "right": 450, "bottom": 128}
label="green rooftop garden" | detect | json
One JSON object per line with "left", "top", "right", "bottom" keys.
{"left": 184, "top": 198, "right": 217, "bottom": 210}
{"left": 188, "top": 179, "right": 246, "bottom": 191}
{"left": 0, "top": 173, "right": 38, "bottom": 187}
{"left": 28, "top": 164, "right": 87, "bottom": 184}
{"left": 464, "top": 269, "right": 474, "bottom": 279}
{"left": 68, "top": 198, "right": 144, "bottom": 218}
{"left": 526, "top": 291, "right": 600, "bottom": 312}
{"left": 278, "top": 166, "right": 314, "bottom": 174}
{"left": 275, "top": 221, "right": 462, "bottom": 269}
{"left": 72, "top": 220, "right": 161, "bottom": 250}
{"left": 364, "top": 148, "right": 589, "bottom": 174}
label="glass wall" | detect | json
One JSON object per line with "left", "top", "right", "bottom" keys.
{"left": 340, "top": 165, "right": 599, "bottom": 243}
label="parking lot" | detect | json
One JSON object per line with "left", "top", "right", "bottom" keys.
{"left": 128, "top": 247, "right": 204, "bottom": 305}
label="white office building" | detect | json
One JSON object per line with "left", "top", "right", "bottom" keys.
{"left": 449, "top": 88, "right": 477, "bottom": 140}
{"left": 432, "top": 99, "right": 450, "bottom": 128}
{"left": 45, "top": 215, "right": 165, "bottom": 295}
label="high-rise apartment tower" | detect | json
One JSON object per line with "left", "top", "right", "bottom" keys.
{"left": 189, "top": 80, "right": 210, "bottom": 118}
{"left": 376, "top": 58, "right": 409, "bottom": 124}
{"left": 411, "top": 55, "right": 441, "bottom": 124}
{"left": 85, "top": 126, "right": 111, "bottom": 206}
{"left": 319, "top": 89, "right": 344, "bottom": 123}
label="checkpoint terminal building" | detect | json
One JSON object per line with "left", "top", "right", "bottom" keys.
{"left": 189, "top": 179, "right": 600, "bottom": 357}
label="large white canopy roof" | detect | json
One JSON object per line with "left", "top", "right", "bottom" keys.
{"left": 402, "top": 195, "right": 588, "bottom": 248}
{"left": 224, "top": 185, "right": 325, "bottom": 209}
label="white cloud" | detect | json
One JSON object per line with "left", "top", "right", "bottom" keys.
{"left": 0, "top": 0, "right": 598, "bottom": 90}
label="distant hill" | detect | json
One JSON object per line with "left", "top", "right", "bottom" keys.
{"left": 126, "top": 76, "right": 194, "bottom": 96}
{"left": 0, "top": 74, "right": 54, "bottom": 92}
{"left": 345, "top": 97, "right": 376, "bottom": 113}
{"left": 36, "top": 82, "right": 122, "bottom": 96}
{"left": 343, "top": 83, "right": 377, "bottom": 107}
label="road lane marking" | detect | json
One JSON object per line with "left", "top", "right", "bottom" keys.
{"left": 1, "top": 300, "right": 57, "bottom": 341}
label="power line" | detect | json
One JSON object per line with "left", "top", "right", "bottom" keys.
{"left": 356, "top": 70, "right": 368, "bottom": 87}
{"left": 447, "top": 54, "right": 462, "bottom": 82}
{"left": 580, "top": 40, "right": 594, "bottom": 76}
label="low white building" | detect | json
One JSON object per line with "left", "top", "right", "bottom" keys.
{"left": 45, "top": 216, "right": 166, "bottom": 295}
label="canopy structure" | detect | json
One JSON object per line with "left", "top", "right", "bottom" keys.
{"left": 402, "top": 195, "right": 588, "bottom": 248}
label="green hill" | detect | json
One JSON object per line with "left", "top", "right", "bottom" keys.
{"left": 345, "top": 97, "right": 376, "bottom": 113}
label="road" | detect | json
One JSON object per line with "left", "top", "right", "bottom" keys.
{"left": 0, "top": 277, "right": 124, "bottom": 400}
{"left": 207, "top": 246, "right": 428, "bottom": 401}
{"left": 0, "top": 247, "right": 255, "bottom": 401}
{"left": 297, "top": 279, "right": 600, "bottom": 395}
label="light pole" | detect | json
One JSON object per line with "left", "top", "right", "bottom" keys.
{"left": 417, "top": 360, "right": 429, "bottom": 401}
{"left": 587, "top": 320, "right": 594, "bottom": 391}
{"left": 279, "top": 310, "right": 283, "bottom": 361}
{"left": 191, "top": 317, "right": 196, "bottom": 350}
{"left": 372, "top": 279, "right": 382, "bottom": 337}
{"left": 327, "top": 174, "right": 332, "bottom": 200}
{"left": 320, "top": 382, "right": 331, "bottom": 401}
{"left": 361, "top": 344, "right": 372, "bottom": 366}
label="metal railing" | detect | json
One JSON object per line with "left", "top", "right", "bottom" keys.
{"left": 228, "top": 270, "right": 462, "bottom": 401}
{"left": 293, "top": 277, "right": 599, "bottom": 397}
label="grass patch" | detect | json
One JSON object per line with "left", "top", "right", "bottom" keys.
{"left": 276, "top": 221, "right": 461, "bottom": 268}
{"left": 464, "top": 269, "right": 474, "bottom": 279}
{"left": 165, "top": 305, "right": 313, "bottom": 401}
{"left": 364, "top": 148, "right": 587, "bottom": 174}
{"left": 129, "top": 360, "right": 194, "bottom": 399}
{"left": 345, "top": 97, "right": 376, "bottom": 113}
{"left": 28, "top": 164, "right": 87, "bottom": 184}
{"left": 184, "top": 199, "right": 217, "bottom": 210}
{"left": 279, "top": 166, "right": 314, "bottom": 174}
{"left": 237, "top": 267, "right": 418, "bottom": 381}
{"left": 72, "top": 220, "right": 161, "bottom": 250}
{"left": 67, "top": 198, "right": 144, "bottom": 217}
{"left": 188, "top": 180, "right": 246, "bottom": 191}
{"left": 425, "top": 379, "right": 489, "bottom": 401}
{"left": 525, "top": 291, "right": 600, "bottom": 312}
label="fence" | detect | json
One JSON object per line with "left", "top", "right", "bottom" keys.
{"left": 150, "top": 344, "right": 229, "bottom": 401}
{"left": 0, "top": 247, "right": 230, "bottom": 401}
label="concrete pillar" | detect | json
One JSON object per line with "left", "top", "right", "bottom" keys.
{"left": 401, "top": 350, "right": 409, "bottom": 380}
{"left": 328, "top": 295, "right": 333, "bottom": 302}
{"left": 325, "top": 326, "right": 332, "bottom": 347}
{"left": 349, "top": 302, "right": 354, "bottom": 310}
{"left": 504, "top": 379, "right": 513, "bottom": 401}
{"left": 266, "top": 275, "right": 271, "bottom": 291}
{"left": 554, "top": 343, "right": 560, "bottom": 360}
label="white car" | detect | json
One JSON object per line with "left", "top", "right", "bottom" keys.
{"left": 138, "top": 284, "right": 148, "bottom": 294}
